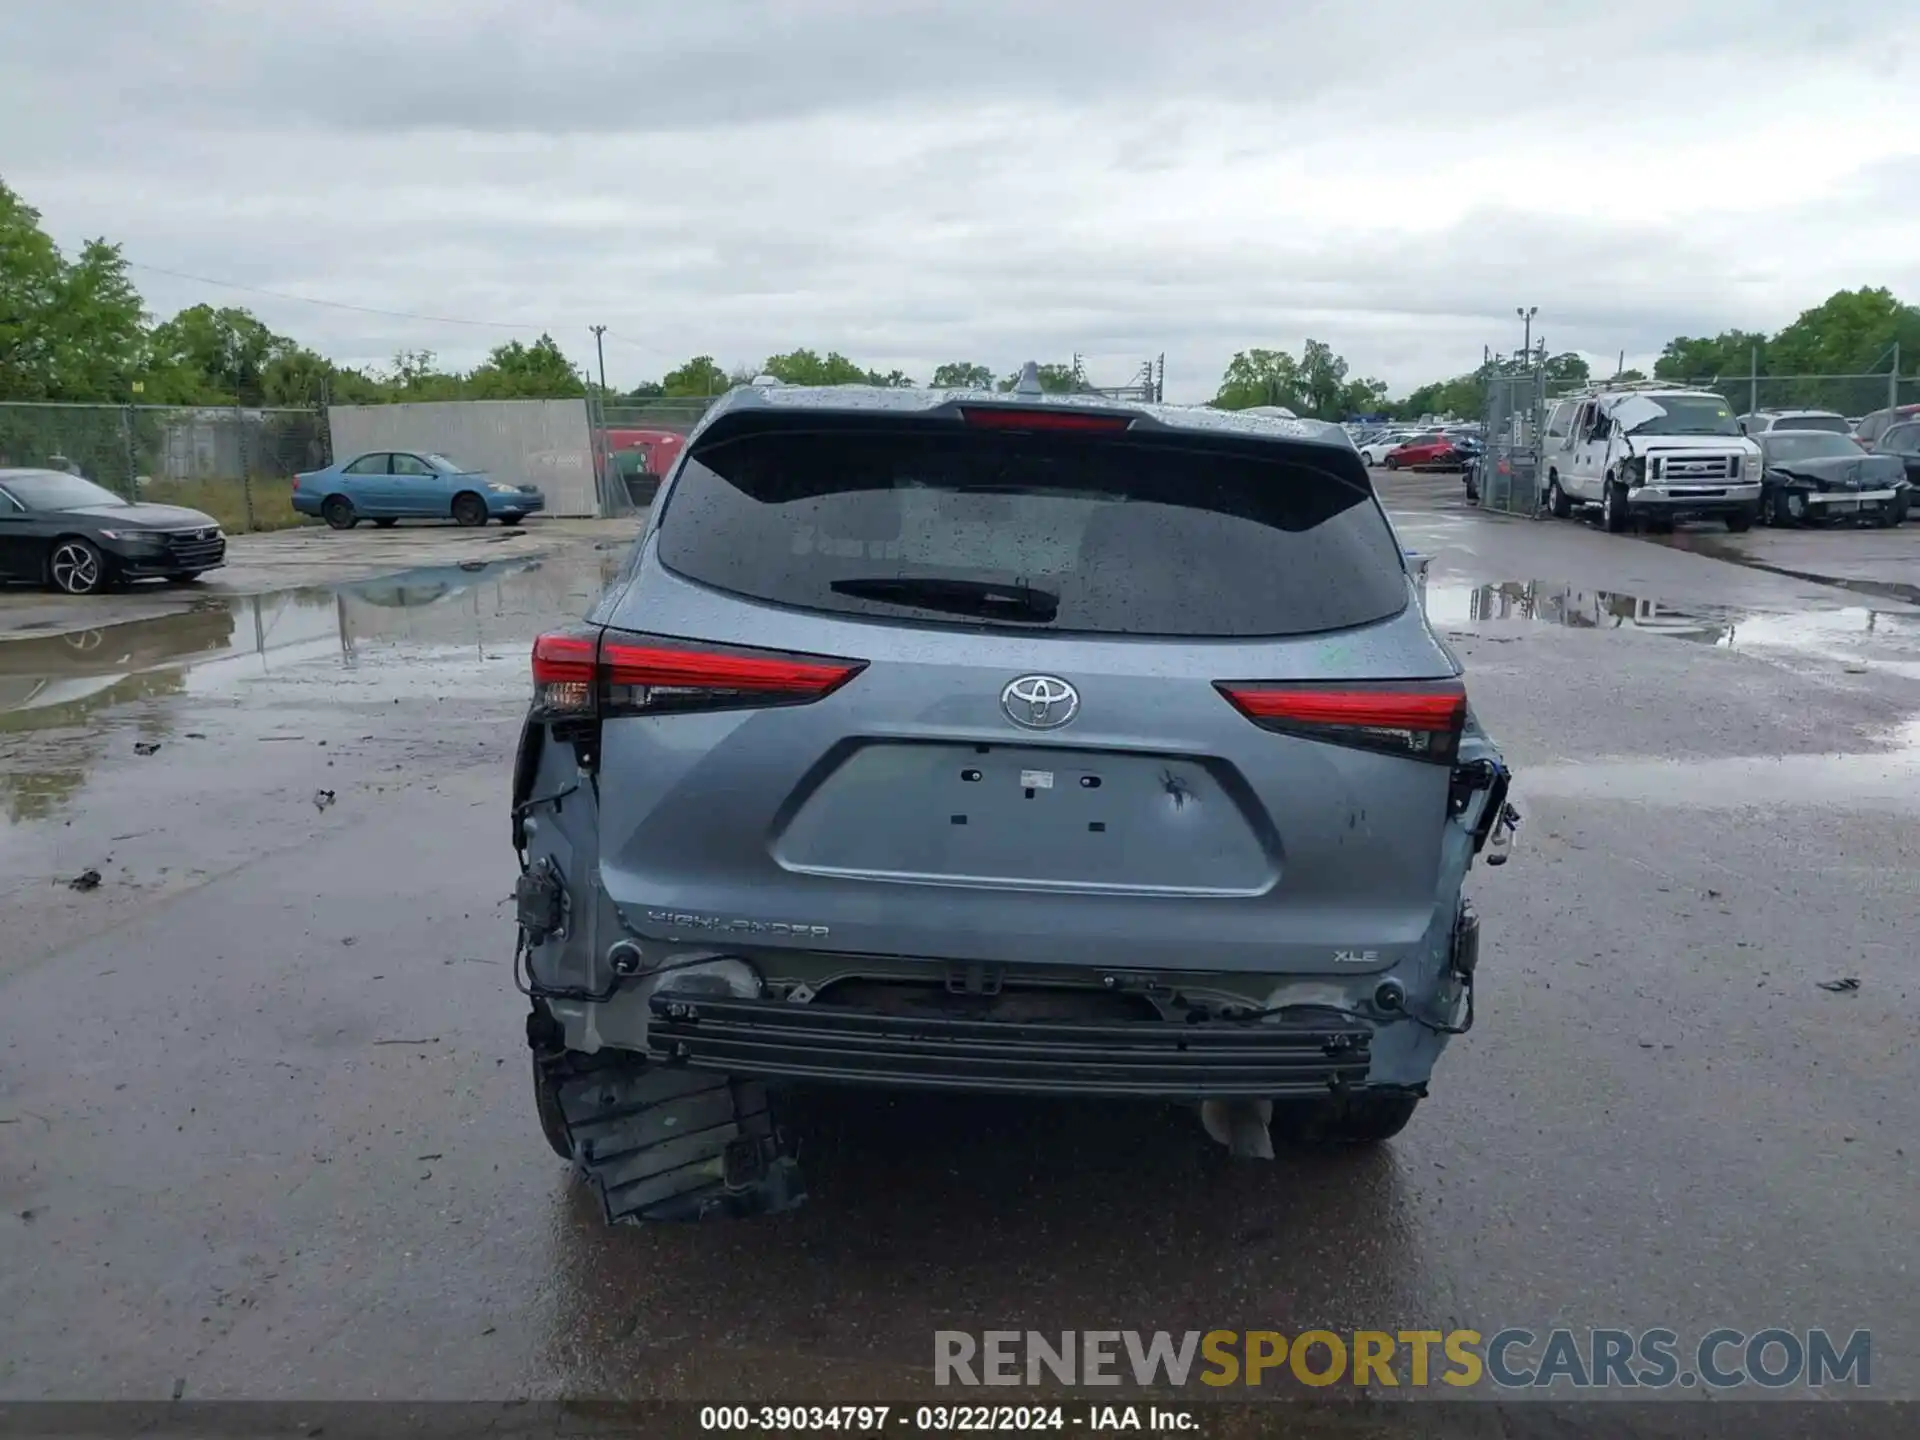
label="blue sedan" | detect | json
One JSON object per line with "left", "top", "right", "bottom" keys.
{"left": 292, "top": 451, "right": 546, "bottom": 529}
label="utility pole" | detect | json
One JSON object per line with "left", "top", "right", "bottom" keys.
{"left": 589, "top": 324, "right": 609, "bottom": 396}
{"left": 589, "top": 325, "right": 610, "bottom": 513}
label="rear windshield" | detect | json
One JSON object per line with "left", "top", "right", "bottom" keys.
{"left": 656, "top": 426, "right": 1408, "bottom": 637}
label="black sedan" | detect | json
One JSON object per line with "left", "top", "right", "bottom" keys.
{"left": 0, "top": 469, "right": 227, "bottom": 594}
{"left": 1755, "top": 433, "right": 1909, "bottom": 527}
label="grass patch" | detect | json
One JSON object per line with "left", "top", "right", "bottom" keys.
{"left": 137, "top": 477, "right": 311, "bottom": 533}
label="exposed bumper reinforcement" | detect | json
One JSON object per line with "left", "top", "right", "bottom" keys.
{"left": 554, "top": 1061, "right": 804, "bottom": 1224}
{"left": 646, "top": 995, "right": 1374, "bottom": 1100}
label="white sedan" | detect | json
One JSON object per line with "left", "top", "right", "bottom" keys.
{"left": 1357, "top": 432, "right": 1423, "bottom": 465}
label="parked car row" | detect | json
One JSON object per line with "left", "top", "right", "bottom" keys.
{"left": 1355, "top": 425, "right": 1482, "bottom": 472}
{"left": 0, "top": 444, "right": 556, "bottom": 596}
{"left": 1535, "top": 386, "right": 1914, "bottom": 533}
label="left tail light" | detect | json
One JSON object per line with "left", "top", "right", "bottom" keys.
{"left": 1215, "top": 679, "right": 1467, "bottom": 763}
{"left": 531, "top": 627, "right": 866, "bottom": 721}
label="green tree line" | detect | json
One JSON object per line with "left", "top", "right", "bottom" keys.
{"left": 1369, "top": 289, "right": 1918, "bottom": 423}
{"left": 5, "top": 177, "right": 1914, "bottom": 418}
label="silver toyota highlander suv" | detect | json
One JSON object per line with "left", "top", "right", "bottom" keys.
{"left": 511, "top": 370, "right": 1516, "bottom": 1224}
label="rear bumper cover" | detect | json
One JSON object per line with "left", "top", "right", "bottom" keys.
{"left": 644, "top": 993, "right": 1374, "bottom": 1100}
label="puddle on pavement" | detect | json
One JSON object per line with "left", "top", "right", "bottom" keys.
{"left": 0, "top": 554, "right": 622, "bottom": 735}
{"left": 1422, "top": 578, "right": 1920, "bottom": 656}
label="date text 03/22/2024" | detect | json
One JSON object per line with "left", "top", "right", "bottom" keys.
{"left": 698, "top": 1405, "right": 1192, "bottom": 1432}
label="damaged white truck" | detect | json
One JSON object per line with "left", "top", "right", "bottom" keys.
{"left": 1540, "top": 382, "right": 1764, "bottom": 533}
{"left": 510, "top": 375, "right": 1518, "bottom": 1223}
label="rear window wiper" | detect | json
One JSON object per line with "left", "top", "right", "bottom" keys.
{"left": 828, "top": 575, "right": 1060, "bottom": 623}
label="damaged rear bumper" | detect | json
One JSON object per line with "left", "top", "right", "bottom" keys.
{"left": 644, "top": 993, "right": 1375, "bottom": 1100}
{"left": 548, "top": 1056, "right": 805, "bottom": 1225}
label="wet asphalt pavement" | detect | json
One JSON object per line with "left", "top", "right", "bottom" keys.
{"left": 1, "top": 485, "right": 1916, "bottom": 1408}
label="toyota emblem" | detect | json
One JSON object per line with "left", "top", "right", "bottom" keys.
{"left": 1001, "top": 674, "right": 1079, "bottom": 730}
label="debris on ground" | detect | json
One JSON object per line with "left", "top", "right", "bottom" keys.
{"left": 1201, "top": 1097, "right": 1275, "bottom": 1159}
{"left": 313, "top": 789, "right": 336, "bottom": 811}
{"left": 1816, "top": 977, "right": 1861, "bottom": 994}
{"left": 66, "top": 869, "right": 102, "bottom": 892}
{"left": 133, "top": 741, "right": 161, "bottom": 756}
{"left": 371, "top": 1037, "right": 440, "bottom": 1046}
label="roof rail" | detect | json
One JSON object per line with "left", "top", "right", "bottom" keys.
{"left": 1575, "top": 378, "right": 1708, "bottom": 395}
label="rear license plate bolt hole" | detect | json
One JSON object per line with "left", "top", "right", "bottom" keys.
{"left": 950, "top": 814, "right": 968, "bottom": 825}
{"left": 1088, "top": 822, "right": 1106, "bottom": 833}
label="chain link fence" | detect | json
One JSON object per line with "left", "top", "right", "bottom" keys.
{"left": 1665, "top": 371, "right": 1916, "bottom": 421}
{"left": 1479, "top": 367, "right": 1547, "bottom": 516}
{"left": 0, "top": 402, "right": 332, "bottom": 533}
{"left": 589, "top": 396, "right": 720, "bottom": 517}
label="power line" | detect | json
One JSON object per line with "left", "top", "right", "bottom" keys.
{"left": 125, "top": 258, "right": 686, "bottom": 368}
{"left": 117, "top": 260, "right": 846, "bottom": 377}
{"left": 124, "top": 260, "right": 555, "bottom": 332}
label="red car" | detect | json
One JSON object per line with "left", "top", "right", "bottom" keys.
{"left": 1384, "top": 433, "right": 1465, "bottom": 470}
{"left": 605, "top": 427, "right": 687, "bottom": 479}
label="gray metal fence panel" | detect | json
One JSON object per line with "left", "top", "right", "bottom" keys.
{"left": 1480, "top": 368, "right": 1546, "bottom": 516}
{"left": 326, "top": 399, "right": 599, "bottom": 517}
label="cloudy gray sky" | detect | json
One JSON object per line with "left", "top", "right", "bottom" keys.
{"left": 3, "top": 0, "right": 1915, "bottom": 399}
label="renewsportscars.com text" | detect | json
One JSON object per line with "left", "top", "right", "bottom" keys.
{"left": 934, "top": 1328, "right": 1870, "bottom": 1390}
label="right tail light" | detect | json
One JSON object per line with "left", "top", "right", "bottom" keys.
{"left": 1215, "top": 679, "right": 1467, "bottom": 764}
